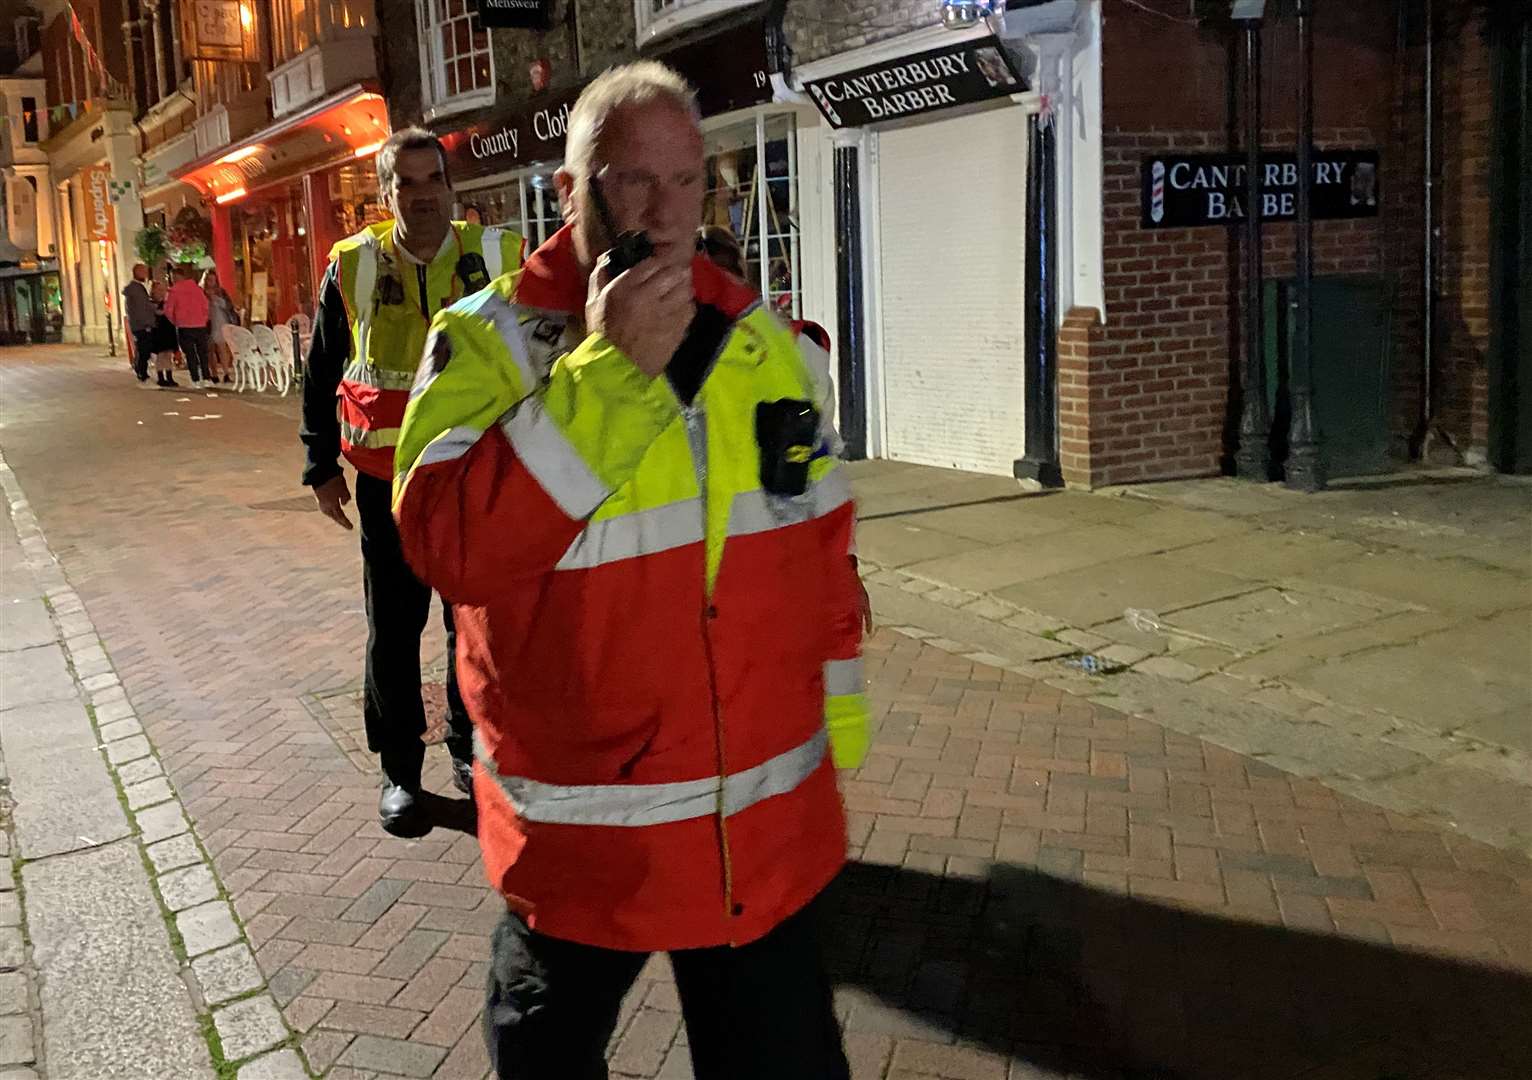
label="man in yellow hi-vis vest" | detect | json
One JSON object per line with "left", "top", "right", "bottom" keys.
{"left": 299, "top": 127, "right": 523, "bottom": 835}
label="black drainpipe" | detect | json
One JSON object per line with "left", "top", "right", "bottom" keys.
{"left": 1234, "top": 14, "right": 1272, "bottom": 481}
{"left": 1015, "top": 110, "right": 1063, "bottom": 486}
{"left": 834, "top": 141, "right": 868, "bottom": 460}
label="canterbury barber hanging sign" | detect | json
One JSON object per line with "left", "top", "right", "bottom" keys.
{"left": 805, "top": 36, "right": 1025, "bottom": 128}
{"left": 1141, "top": 150, "right": 1381, "bottom": 228}
{"left": 474, "top": 0, "right": 554, "bottom": 29}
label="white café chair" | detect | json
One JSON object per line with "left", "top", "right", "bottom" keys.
{"left": 250, "top": 324, "right": 291, "bottom": 396}
{"left": 224, "top": 325, "right": 264, "bottom": 393}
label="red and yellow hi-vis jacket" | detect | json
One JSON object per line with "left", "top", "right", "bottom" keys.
{"left": 391, "top": 226, "right": 869, "bottom": 952}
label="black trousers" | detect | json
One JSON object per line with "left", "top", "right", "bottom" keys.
{"left": 355, "top": 471, "right": 472, "bottom": 785}
{"left": 484, "top": 895, "right": 850, "bottom": 1080}
{"left": 177, "top": 326, "right": 211, "bottom": 382}
{"left": 132, "top": 329, "right": 154, "bottom": 379}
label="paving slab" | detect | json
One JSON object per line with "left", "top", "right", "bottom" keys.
{"left": 1292, "top": 644, "right": 1526, "bottom": 734}
{"left": 1, "top": 699, "right": 130, "bottom": 858}
{"left": 213, "top": 996, "right": 287, "bottom": 1061}
{"left": 1163, "top": 587, "right": 1392, "bottom": 653}
{"left": 0, "top": 643, "right": 74, "bottom": 712}
{"left": 23, "top": 839, "right": 212, "bottom": 1080}
{"left": 1302, "top": 551, "right": 1532, "bottom": 617}
{"left": 856, "top": 520, "right": 988, "bottom": 569}
{"left": 0, "top": 600, "right": 53, "bottom": 653}
{"left": 998, "top": 554, "right": 1254, "bottom": 630}
{"left": 911, "top": 526, "right": 1164, "bottom": 596}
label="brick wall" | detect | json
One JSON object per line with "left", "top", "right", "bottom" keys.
{"left": 1388, "top": 0, "right": 1493, "bottom": 459}
{"left": 1065, "top": 125, "right": 1389, "bottom": 489}
{"left": 782, "top": 1, "right": 932, "bottom": 64}
{"left": 1060, "top": 3, "right": 1404, "bottom": 488}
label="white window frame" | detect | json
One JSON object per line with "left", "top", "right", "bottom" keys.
{"left": 458, "top": 167, "right": 563, "bottom": 250}
{"left": 634, "top": 0, "right": 756, "bottom": 47}
{"left": 702, "top": 108, "right": 803, "bottom": 319}
{"left": 416, "top": 0, "right": 495, "bottom": 121}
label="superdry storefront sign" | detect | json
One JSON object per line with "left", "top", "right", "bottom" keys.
{"left": 1141, "top": 150, "right": 1381, "bottom": 228}
{"left": 805, "top": 37, "right": 1025, "bottom": 128}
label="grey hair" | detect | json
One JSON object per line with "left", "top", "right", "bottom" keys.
{"left": 564, "top": 61, "right": 700, "bottom": 179}
{"left": 376, "top": 126, "right": 450, "bottom": 193}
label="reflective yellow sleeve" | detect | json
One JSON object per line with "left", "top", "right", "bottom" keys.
{"left": 825, "top": 692, "right": 870, "bottom": 770}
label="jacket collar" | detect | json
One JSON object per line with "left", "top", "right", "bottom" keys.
{"left": 513, "top": 223, "right": 761, "bottom": 321}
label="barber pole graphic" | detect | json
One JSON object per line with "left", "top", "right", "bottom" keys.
{"left": 1150, "top": 160, "right": 1166, "bottom": 224}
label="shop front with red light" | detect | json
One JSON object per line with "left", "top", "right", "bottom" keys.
{"left": 173, "top": 85, "right": 389, "bottom": 325}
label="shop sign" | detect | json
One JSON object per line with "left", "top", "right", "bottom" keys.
{"left": 81, "top": 164, "right": 115, "bottom": 242}
{"left": 440, "top": 84, "right": 585, "bottom": 182}
{"left": 442, "top": 16, "right": 775, "bottom": 181}
{"left": 805, "top": 36, "right": 1024, "bottom": 128}
{"left": 187, "top": 0, "right": 260, "bottom": 63}
{"left": 474, "top": 0, "right": 554, "bottom": 29}
{"left": 1141, "top": 150, "right": 1381, "bottom": 228}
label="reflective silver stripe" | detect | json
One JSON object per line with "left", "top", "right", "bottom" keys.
{"left": 350, "top": 240, "right": 379, "bottom": 354}
{"left": 343, "top": 361, "right": 416, "bottom": 391}
{"left": 726, "top": 467, "right": 853, "bottom": 538}
{"left": 415, "top": 425, "right": 486, "bottom": 468}
{"left": 824, "top": 658, "right": 865, "bottom": 697}
{"left": 556, "top": 498, "right": 704, "bottom": 571}
{"left": 482, "top": 227, "right": 505, "bottom": 279}
{"left": 341, "top": 421, "right": 400, "bottom": 450}
{"left": 477, "top": 292, "right": 540, "bottom": 392}
{"left": 474, "top": 728, "right": 828, "bottom": 827}
{"left": 500, "top": 398, "right": 609, "bottom": 519}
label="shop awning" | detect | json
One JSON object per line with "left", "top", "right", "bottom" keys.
{"left": 172, "top": 84, "right": 389, "bottom": 204}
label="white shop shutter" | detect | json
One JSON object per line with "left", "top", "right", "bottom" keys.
{"left": 876, "top": 106, "right": 1028, "bottom": 476}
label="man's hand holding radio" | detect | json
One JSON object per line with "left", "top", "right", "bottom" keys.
{"left": 587, "top": 257, "right": 695, "bottom": 379}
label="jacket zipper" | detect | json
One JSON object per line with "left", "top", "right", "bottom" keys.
{"left": 681, "top": 403, "right": 736, "bottom": 931}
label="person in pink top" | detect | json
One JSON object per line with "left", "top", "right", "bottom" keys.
{"left": 163, "top": 264, "right": 214, "bottom": 388}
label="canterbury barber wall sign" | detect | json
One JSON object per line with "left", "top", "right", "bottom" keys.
{"left": 805, "top": 36, "right": 1026, "bottom": 128}
{"left": 1141, "top": 150, "right": 1381, "bottom": 228}
{"left": 474, "top": 0, "right": 553, "bottom": 29}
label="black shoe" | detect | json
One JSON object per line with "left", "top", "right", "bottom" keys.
{"left": 450, "top": 757, "right": 475, "bottom": 797}
{"left": 379, "top": 783, "right": 428, "bottom": 836}
{"left": 164, "top": 377, "right": 181, "bottom": 388}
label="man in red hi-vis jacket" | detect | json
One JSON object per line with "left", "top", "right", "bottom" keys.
{"left": 392, "top": 63, "right": 869, "bottom": 1079}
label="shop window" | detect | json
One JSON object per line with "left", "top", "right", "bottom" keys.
{"left": 274, "top": 0, "right": 315, "bottom": 62}
{"left": 461, "top": 173, "right": 561, "bottom": 250}
{"left": 703, "top": 114, "right": 800, "bottom": 318}
{"left": 417, "top": 0, "right": 494, "bottom": 115}
{"left": 635, "top": 0, "right": 748, "bottom": 46}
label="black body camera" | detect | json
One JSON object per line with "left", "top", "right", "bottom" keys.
{"left": 756, "top": 399, "right": 821, "bottom": 497}
{"left": 457, "top": 251, "right": 491, "bottom": 292}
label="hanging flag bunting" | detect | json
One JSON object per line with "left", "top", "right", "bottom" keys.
{"left": 64, "top": 3, "right": 127, "bottom": 101}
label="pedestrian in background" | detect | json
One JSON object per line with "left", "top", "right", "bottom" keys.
{"left": 164, "top": 264, "right": 213, "bottom": 388}
{"left": 123, "top": 262, "right": 157, "bottom": 389}
{"left": 202, "top": 270, "right": 237, "bottom": 386}
{"left": 147, "top": 280, "right": 180, "bottom": 389}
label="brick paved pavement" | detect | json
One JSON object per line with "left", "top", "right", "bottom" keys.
{"left": 2, "top": 345, "right": 1530, "bottom": 1080}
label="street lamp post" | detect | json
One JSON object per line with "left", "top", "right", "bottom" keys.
{"left": 1234, "top": 6, "right": 1271, "bottom": 482}
{"left": 1285, "top": 0, "right": 1327, "bottom": 490}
